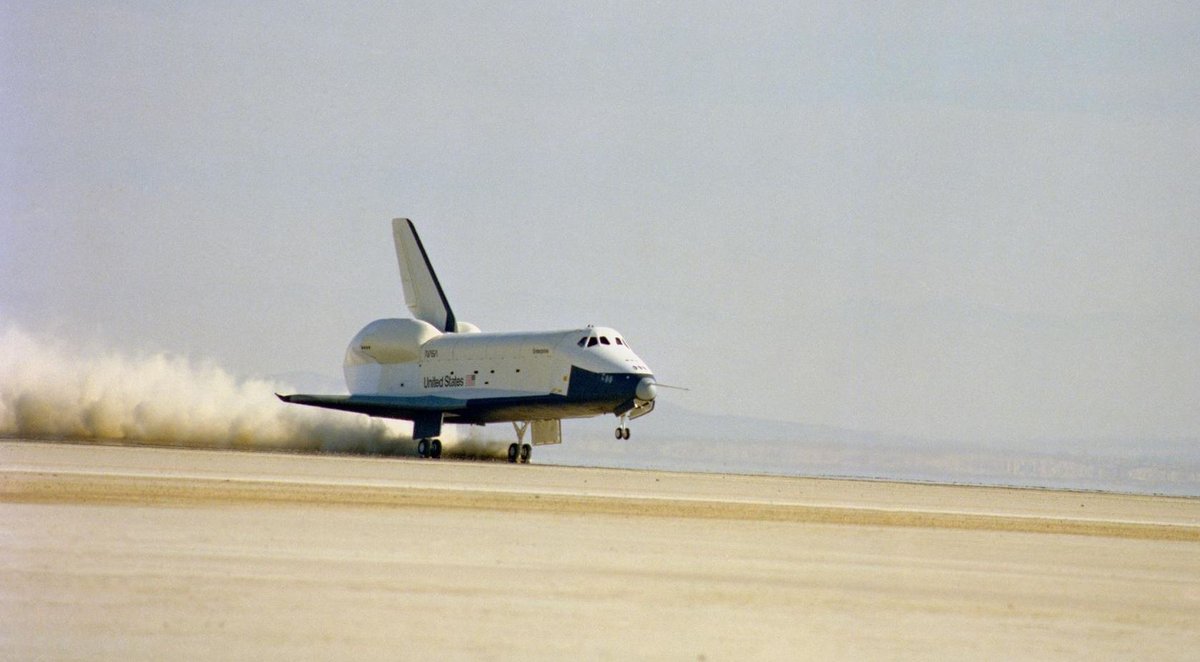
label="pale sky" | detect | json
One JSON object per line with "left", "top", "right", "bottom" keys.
{"left": 3, "top": 2, "right": 1198, "bottom": 444}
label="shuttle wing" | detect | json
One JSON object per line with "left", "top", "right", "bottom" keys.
{"left": 276, "top": 393, "right": 467, "bottom": 419}
{"left": 392, "top": 218, "right": 457, "bottom": 332}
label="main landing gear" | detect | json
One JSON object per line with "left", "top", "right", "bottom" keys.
{"left": 507, "top": 422, "right": 533, "bottom": 464}
{"left": 507, "top": 443, "right": 532, "bottom": 464}
{"left": 416, "top": 438, "right": 442, "bottom": 459}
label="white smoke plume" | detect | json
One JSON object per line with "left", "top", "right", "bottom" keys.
{"left": 0, "top": 325, "right": 478, "bottom": 456}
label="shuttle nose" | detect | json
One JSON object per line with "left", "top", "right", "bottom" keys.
{"left": 635, "top": 377, "right": 657, "bottom": 401}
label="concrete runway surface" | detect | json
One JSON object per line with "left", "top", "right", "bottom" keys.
{"left": 2, "top": 441, "right": 1199, "bottom": 660}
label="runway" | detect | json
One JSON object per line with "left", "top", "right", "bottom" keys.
{"left": 3, "top": 441, "right": 1199, "bottom": 660}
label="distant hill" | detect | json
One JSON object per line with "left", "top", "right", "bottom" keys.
{"left": 536, "top": 402, "right": 1200, "bottom": 496}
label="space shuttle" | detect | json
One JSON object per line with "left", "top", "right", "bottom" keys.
{"left": 279, "top": 219, "right": 658, "bottom": 463}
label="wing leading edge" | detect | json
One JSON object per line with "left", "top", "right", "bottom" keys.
{"left": 275, "top": 393, "right": 467, "bottom": 420}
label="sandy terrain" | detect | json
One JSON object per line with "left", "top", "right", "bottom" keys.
{"left": 2, "top": 440, "right": 1198, "bottom": 660}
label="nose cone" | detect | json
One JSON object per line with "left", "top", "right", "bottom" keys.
{"left": 635, "top": 377, "right": 657, "bottom": 401}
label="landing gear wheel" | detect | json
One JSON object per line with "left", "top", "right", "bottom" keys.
{"left": 417, "top": 438, "right": 430, "bottom": 458}
{"left": 507, "top": 443, "right": 519, "bottom": 463}
{"left": 622, "top": 427, "right": 631, "bottom": 440}
{"left": 519, "top": 444, "right": 532, "bottom": 464}
{"left": 615, "top": 427, "right": 623, "bottom": 440}
{"left": 430, "top": 439, "right": 442, "bottom": 459}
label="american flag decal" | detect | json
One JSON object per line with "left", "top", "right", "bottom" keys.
{"left": 466, "top": 374, "right": 476, "bottom": 387}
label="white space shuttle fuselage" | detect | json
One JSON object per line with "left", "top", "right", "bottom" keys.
{"left": 347, "top": 321, "right": 654, "bottom": 410}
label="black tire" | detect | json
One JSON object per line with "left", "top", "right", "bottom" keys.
{"left": 622, "top": 427, "right": 631, "bottom": 440}
{"left": 615, "top": 427, "right": 623, "bottom": 440}
{"left": 417, "top": 439, "right": 429, "bottom": 458}
{"left": 507, "top": 443, "right": 519, "bottom": 463}
{"left": 431, "top": 439, "right": 442, "bottom": 459}
{"left": 519, "top": 444, "right": 532, "bottom": 463}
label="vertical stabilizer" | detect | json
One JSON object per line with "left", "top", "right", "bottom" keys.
{"left": 392, "top": 218, "right": 457, "bottom": 332}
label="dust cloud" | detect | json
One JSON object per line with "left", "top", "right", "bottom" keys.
{"left": 0, "top": 325, "right": 501, "bottom": 458}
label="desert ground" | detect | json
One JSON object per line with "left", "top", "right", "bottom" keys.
{"left": 2, "top": 440, "right": 1198, "bottom": 660}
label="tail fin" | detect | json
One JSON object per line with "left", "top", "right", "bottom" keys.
{"left": 391, "top": 218, "right": 457, "bottom": 333}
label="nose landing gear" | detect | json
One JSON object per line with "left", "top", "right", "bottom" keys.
{"left": 615, "top": 413, "right": 631, "bottom": 440}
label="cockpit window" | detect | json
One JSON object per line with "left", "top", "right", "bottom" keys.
{"left": 577, "top": 337, "right": 587, "bottom": 347}
{"left": 614, "top": 337, "right": 624, "bottom": 346}
{"left": 587, "top": 337, "right": 599, "bottom": 347}
{"left": 600, "top": 336, "right": 611, "bottom": 345}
